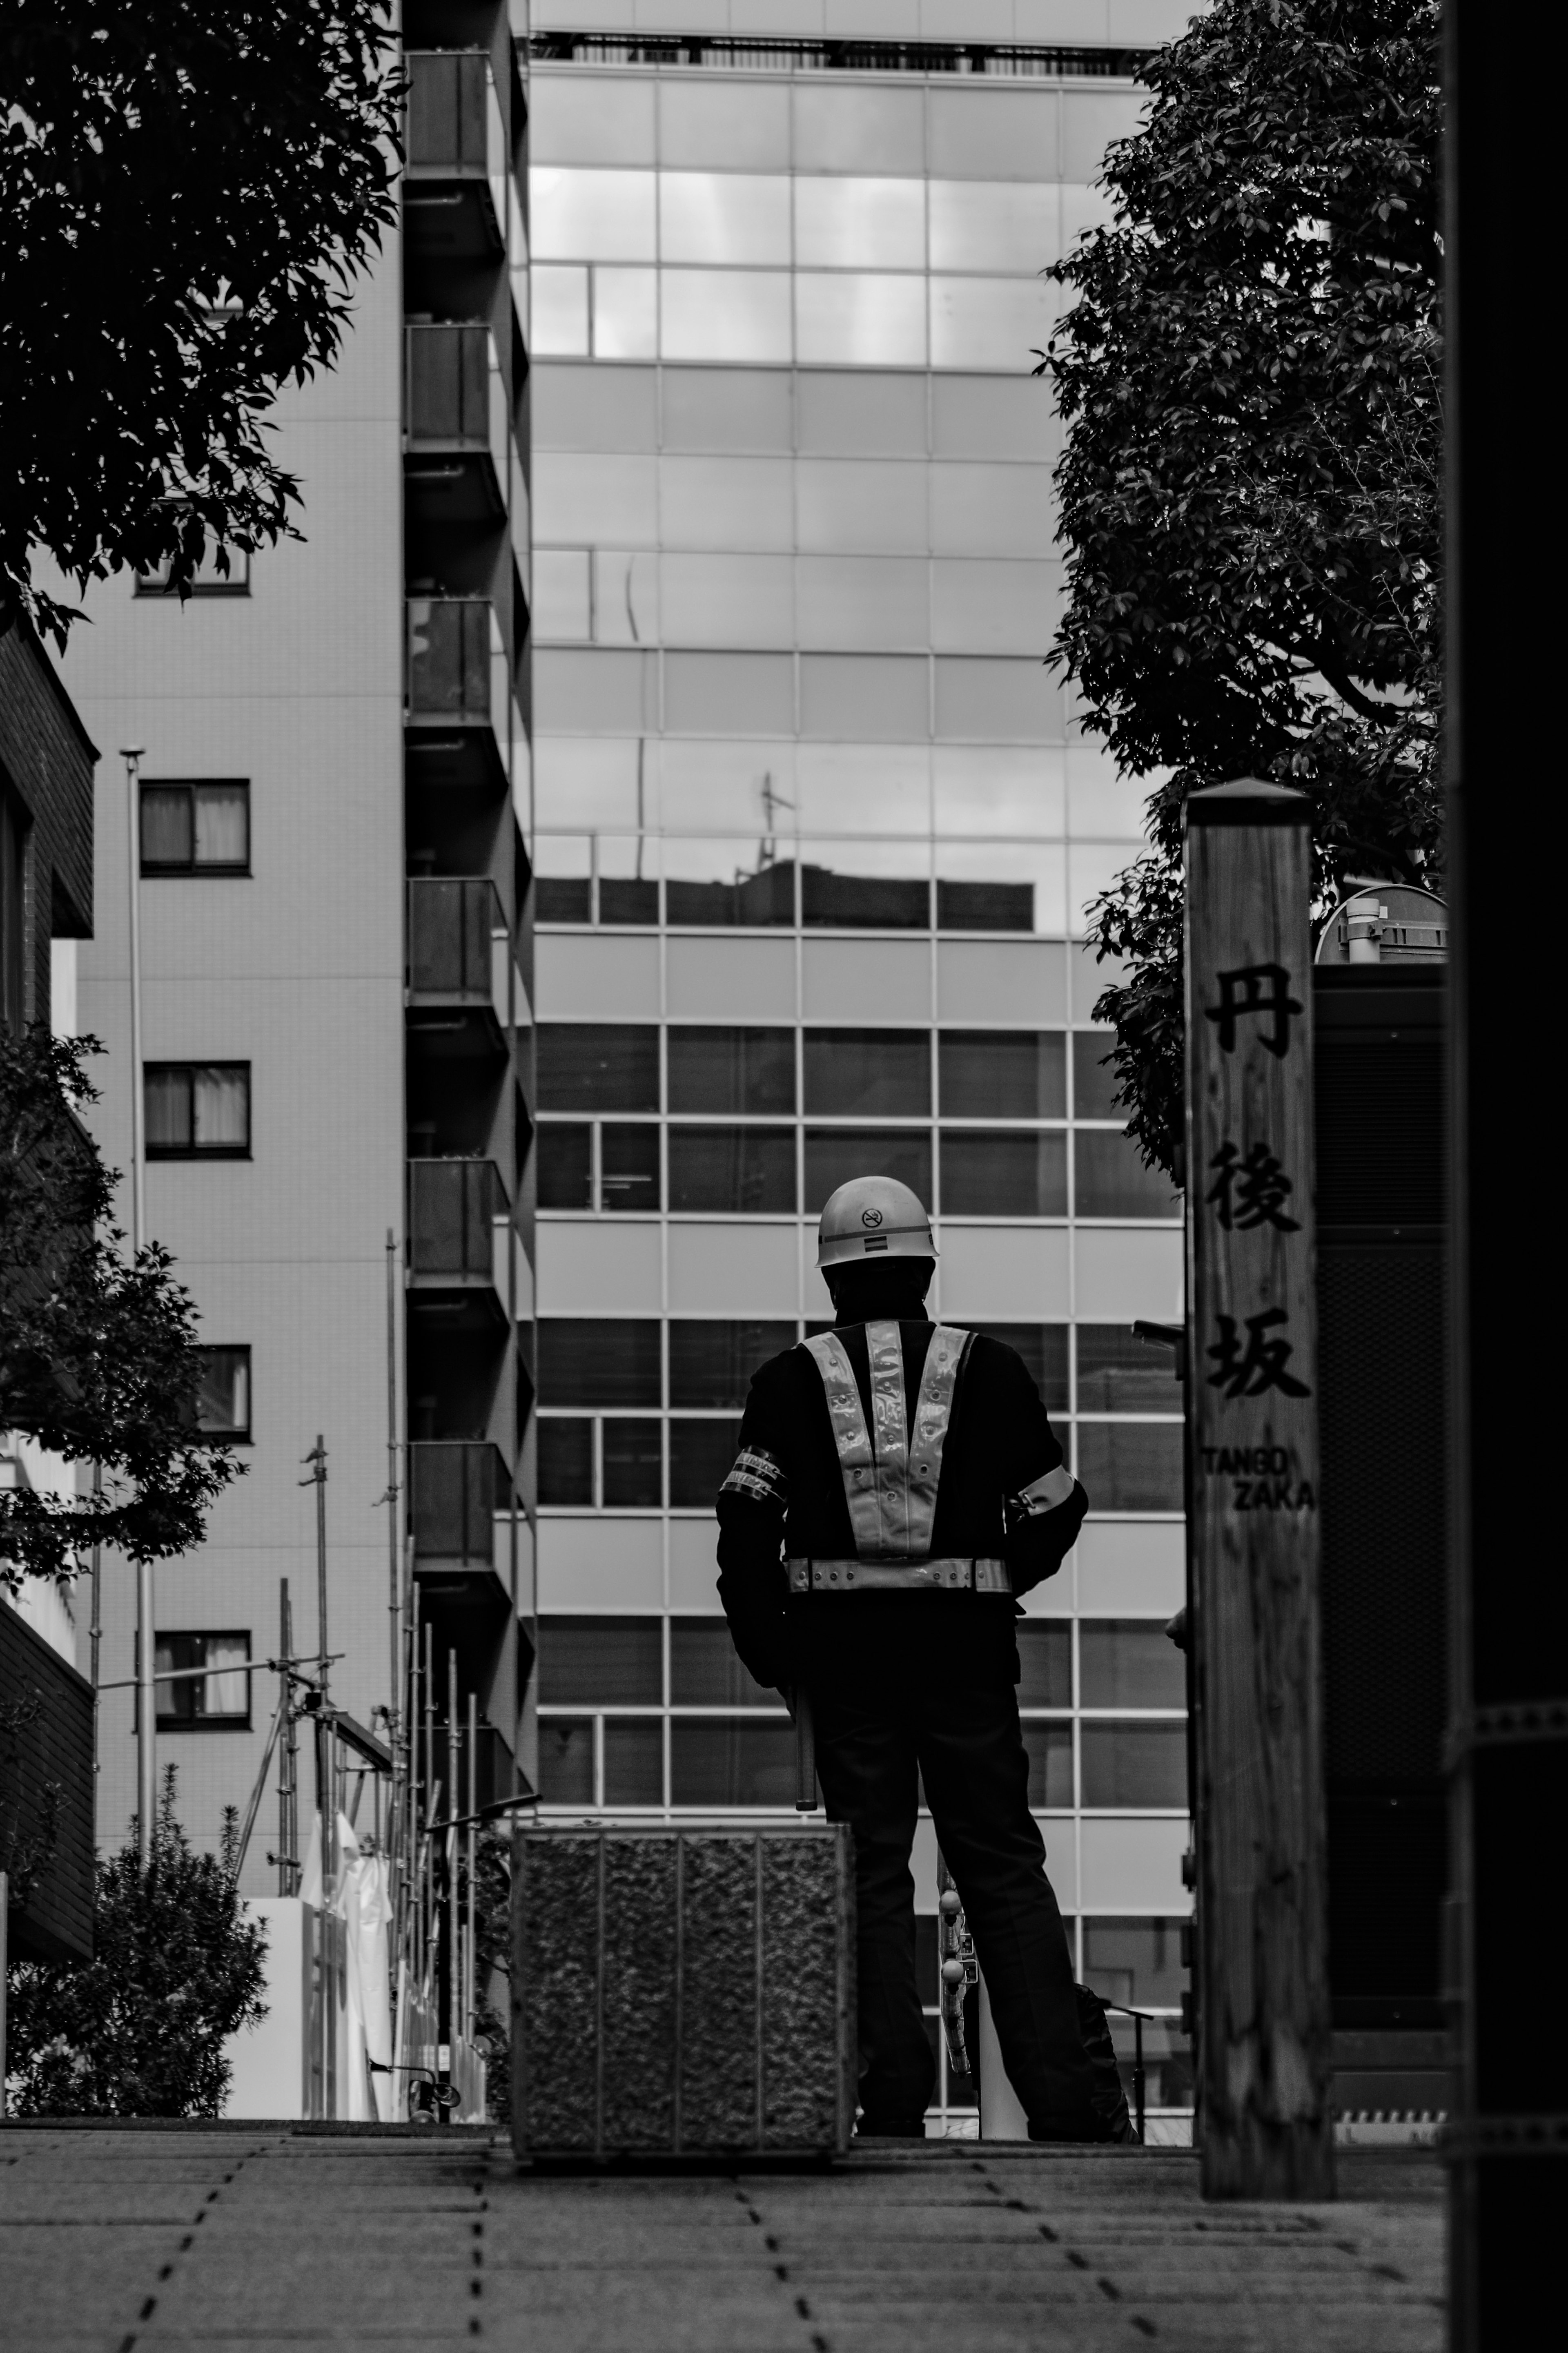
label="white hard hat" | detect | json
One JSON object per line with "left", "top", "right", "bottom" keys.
{"left": 816, "top": 1175, "right": 936, "bottom": 1271}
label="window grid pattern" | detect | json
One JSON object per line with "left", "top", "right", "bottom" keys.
{"left": 535, "top": 1314, "right": 1183, "bottom": 1519}
{"left": 532, "top": 1023, "right": 1180, "bottom": 1231}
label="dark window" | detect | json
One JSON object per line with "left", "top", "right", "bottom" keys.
{"left": 1020, "top": 1720, "right": 1074, "bottom": 1807}
{"left": 803, "top": 1028, "right": 929, "bottom": 1117}
{"left": 940, "top": 1130, "right": 1066, "bottom": 1217}
{"left": 954, "top": 1325, "right": 1068, "bottom": 1411}
{"left": 601, "top": 1123, "right": 660, "bottom": 1212}
{"left": 536, "top": 1024, "right": 659, "bottom": 1112}
{"left": 1075, "top": 1423, "right": 1184, "bottom": 1512}
{"left": 668, "top": 1027, "right": 795, "bottom": 1115}
{"left": 669, "top": 1321, "right": 795, "bottom": 1408}
{"left": 802, "top": 860, "right": 928, "bottom": 930}
{"left": 1080, "top": 1621, "right": 1187, "bottom": 1711}
{"left": 154, "top": 1632, "right": 250, "bottom": 1728}
{"left": 535, "top": 876, "right": 592, "bottom": 923}
{"left": 670, "top": 1719, "right": 795, "bottom": 1806}
{"left": 1081, "top": 1722, "right": 1188, "bottom": 1809}
{"left": 537, "top": 1417, "right": 592, "bottom": 1505}
{"left": 1076, "top": 1327, "right": 1183, "bottom": 1414}
{"left": 1074, "top": 1131, "right": 1181, "bottom": 1219}
{"left": 536, "top": 1124, "right": 592, "bottom": 1209}
{"left": 603, "top": 1418, "right": 662, "bottom": 1508}
{"left": 192, "top": 1346, "right": 250, "bottom": 1440}
{"left": 599, "top": 877, "right": 659, "bottom": 926}
{"left": 935, "top": 876, "right": 1036, "bottom": 932}
{"left": 139, "top": 781, "right": 250, "bottom": 874}
{"left": 668, "top": 1126, "right": 796, "bottom": 1213}
{"left": 537, "top": 1716, "right": 594, "bottom": 1802}
{"left": 939, "top": 1031, "right": 1065, "bottom": 1119}
{"left": 537, "top": 1320, "right": 661, "bottom": 1408}
{"left": 1081, "top": 1918, "right": 1189, "bottom": 2012}
{"left": 666, "top": 861, "right": 796, "bottom": 928}
{"left": 804, "top": 1128, "right": 931, "bottom": 1214}
{"left": 536, "top": 1617, "right": 662, "bottom": 1706}
{"left": 1071, "top": 1030, "right": 1122, "bottom": 1120}
{"left": 1017, "top": 1621, "right": 1072, "bottom": 1708}
{"left": 668, "top": 1417, "right": 742, "bottom": 1508}
{"left": 145, "top": 1063, "right": 250, "bottom": 1157}
{"left": 670, "top": 1619, "right": 777, "bottom": 1705}
{"left": 603, "top": 1718, "right": 664, "bottom": 1803}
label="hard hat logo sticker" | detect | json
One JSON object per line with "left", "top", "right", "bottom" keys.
{"left": 861, "top": 1208, "right": 884, "bottom": 1228}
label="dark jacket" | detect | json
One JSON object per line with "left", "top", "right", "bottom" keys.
{"left": 715, "top": 1321, "right": 1087, "bottom": 1698}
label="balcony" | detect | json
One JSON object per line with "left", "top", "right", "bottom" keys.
{"left": 405, "top": 327, "right": 506, "bottom": 529}
{"left": 408, "top": 1157, "right": 510, "bottom": 1294}
{"left": 407, "top": 876, "right": 506, "bottom": 999}
{"left": 406, "top": 51, "right": 491, "bottom": 174}
{"left": 403, "top": 51, "right": 504, "bottom": 260}
{"left": 407, "top": 598, "right": 493, "bottom": 722}
{"left": 409, "top": 1440, "right": 516, "bottom": 1572}
{"left": 407, "top": 324, "right": 490, "bottom": 445}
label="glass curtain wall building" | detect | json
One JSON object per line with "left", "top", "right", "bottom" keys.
{"left": 523, "top": 23, "right": 1191, "bottom": 2128}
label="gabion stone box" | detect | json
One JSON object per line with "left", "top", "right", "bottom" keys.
{"left": 512, "top": 1824, "right": 856, "bottom": 2159}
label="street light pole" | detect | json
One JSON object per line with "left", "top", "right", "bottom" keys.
{"left": 120, "top": 746, "right": 155, "bottom": 1871}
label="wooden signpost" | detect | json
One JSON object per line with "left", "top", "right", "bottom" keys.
{"left": 1184, "top": 780, "right": 1333, "bottom": 2200}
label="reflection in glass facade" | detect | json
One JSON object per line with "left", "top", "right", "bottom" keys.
{"left": 526, "top": 43, "right": 1189, "bottom": 2128}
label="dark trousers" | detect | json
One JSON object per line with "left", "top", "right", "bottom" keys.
{"left": 812, "top": 1679, "right": 1096, "bottom": 2130}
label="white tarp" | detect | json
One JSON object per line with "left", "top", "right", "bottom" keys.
{"left": 333, "top": 1814, "right": 395, "bottom": 2121}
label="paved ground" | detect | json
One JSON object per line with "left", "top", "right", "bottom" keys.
{"left": 0, "top": 2127, "right": 1444, "bottom": 2351}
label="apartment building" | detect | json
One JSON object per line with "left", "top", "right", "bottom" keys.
{"left": 57, "top": 0, "right": 1197, "bottom": 2132}
{"left": 523, "top": 4, "right": 1194, "bottom": 2128}
{"left": 58, "top": 2, "right": 532, "bottom": 1881}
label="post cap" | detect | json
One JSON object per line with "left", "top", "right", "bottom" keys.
{"left": 1185, "top": 778, "right": 1310, "bottom": 828}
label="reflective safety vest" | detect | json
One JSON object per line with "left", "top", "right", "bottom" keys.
{"left": 787, "top": 1321, "right": 1012, "bottom": 1594}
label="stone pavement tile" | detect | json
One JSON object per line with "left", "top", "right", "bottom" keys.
{"left": 0, "top": 2224, "right": 188, "bottom": 2332}
{"left": 145, "top": 2259, "right": 479, "bottom": 2337}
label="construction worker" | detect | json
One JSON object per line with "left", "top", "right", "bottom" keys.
{"left": 717, "top": 1175, "right": 1119, "bottom": 2141}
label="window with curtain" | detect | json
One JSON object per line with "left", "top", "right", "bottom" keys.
{"left": 139, "top": 781, "right": 250, "bottom": 874}
{"left": 144, "top": 1063, "right": 250, "bottom": 1156}
{"left": 154, "top": 1631, "right": 251, "bottom": 1726}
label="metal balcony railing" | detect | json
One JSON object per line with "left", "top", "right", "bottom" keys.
{"left": 406, "top": 876, "right": 504, "bottom": 998}
{"left": 407, "top": 598, "right": 491, "bottom": 718}
{"left": 406, "top": 324, "right": 490, "bottom": 445}
{"left": 408, "top": 1441, "right": 512, "bottom": 1566}
{"left": 405, "top": 51, "right": 490, "bottom": 173}
{"left": 408, "top": 1158, "right": 509, "bottom": 1279}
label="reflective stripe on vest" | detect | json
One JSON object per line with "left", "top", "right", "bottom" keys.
{"left": 803, "top": 1321, "right": 972, "bottom": 1561}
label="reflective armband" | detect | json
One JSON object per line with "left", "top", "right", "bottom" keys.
{"left": 1009, "top": 1464, "right": 1077, "bottom": 1519}
{"left": 720, "top": 1446, "right": 788, "bottom": 1507}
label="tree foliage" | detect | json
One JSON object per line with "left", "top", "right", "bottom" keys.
{"left": 1040, "top": 0, "right": 1442, "bottom": 1176}
{"left": 4, "top": 1771, "right": 268, "bottom": 2117}
{"left": 0, "top": 1024, "right": 241, "bottom": 1585}
{"left": 0, "top": 0, "right": 401, "bottom": 645}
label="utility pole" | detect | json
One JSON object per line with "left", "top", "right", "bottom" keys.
{"left": 278, "top": 1580, "right": 299, "bottom": 1895}
{"left": 302, "top": 1436, "right": 329, "bottom": 1704}
{"left": 385, "top": 1230, "right": 401, "bottom": 1737}
{"left": 119, "top": 745, "right": 155, "bottom": 1870}
{"left": 1183, "top": 779, "right": 1332, "bottom": 2200}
